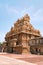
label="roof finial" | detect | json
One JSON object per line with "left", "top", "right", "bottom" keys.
{"left": 23, "top": 14, "right": 30, "bottom": 22}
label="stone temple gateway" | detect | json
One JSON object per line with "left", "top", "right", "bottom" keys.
{"left": 5, "top": 14, "right": 41, "bottom": 54}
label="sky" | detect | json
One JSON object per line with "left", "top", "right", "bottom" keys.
{"left": 0, "top": 0, "right": 43, "bottom": 42}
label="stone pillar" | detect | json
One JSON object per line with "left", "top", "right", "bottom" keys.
{"left": 8, "top": 39, "right": 17, "bottom": 53}
{"left": 10, "top": 39, "right": 17, "bottom": 47}
{"left": 13, "top": 39, "right": 17, "bottom": 47}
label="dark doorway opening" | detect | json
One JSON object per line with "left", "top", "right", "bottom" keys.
{"left": 12, "top": 47, "right": 13, "bottom": 53}
{"left": 16, "top": 41, "right": 19, "bottom": 45}
{"left": 36, "top": 48, "right": 38, "bottom": 53}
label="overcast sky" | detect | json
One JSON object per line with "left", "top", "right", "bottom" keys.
{"left": 0, "top": 0, "right": 43, "bottom": 42}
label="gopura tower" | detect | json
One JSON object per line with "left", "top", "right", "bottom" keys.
{"left": 5, "top": 14, "right": 41, "bottom": 54}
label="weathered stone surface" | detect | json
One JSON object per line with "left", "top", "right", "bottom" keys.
{"left": 5, "top": 14, "right": 41, "bottom": 54}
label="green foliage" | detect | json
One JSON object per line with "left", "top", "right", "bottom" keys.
{"left": 0, "top": 42, "right": 2, "bottom": 47}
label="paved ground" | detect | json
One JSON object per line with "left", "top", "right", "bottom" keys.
{"left": 0, "top": 53, "right": 36, "bottom": 65}
{"left": 0, "top": 52, "right": 43, "bottom": 65}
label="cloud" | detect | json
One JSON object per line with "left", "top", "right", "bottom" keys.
{"left": 30, "top": 8, "right": 43, "bottom": 35}
{"left": 31, "top": 9, "right": 43, "bottom": 22}
{"left": 0, "top": 32, "right": 5, "bottom": 42}
{"left": 4, "top": 5, "right": 34, "bottom": 18}
{"left": 0, "top": 4, "right": 43, "bottom": 42}
{"left": 19, "top": 7, "right": 43, "bottom": 36}
{"left": 5, "top": 5, "right": 43, "bottom": 35}
{"left": 5, "top": 5, "right": 19, "bottom": 15}
{"left": 19, "top": 6, "right": 34, "bottom": 17}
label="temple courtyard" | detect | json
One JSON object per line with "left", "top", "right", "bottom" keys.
{"left": 0, "top": 53, "right": 43, "bottom": 65}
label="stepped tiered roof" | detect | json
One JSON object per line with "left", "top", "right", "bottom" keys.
{"left": 5, "top": 14, "right": 41, "bottom": 38}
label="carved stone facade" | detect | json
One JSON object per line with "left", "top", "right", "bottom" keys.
{"left": 5, "top": 14, "right": 41, "bottom": 54}
{"left": 29, "top": 37, "right": 43, "bottom": 55}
